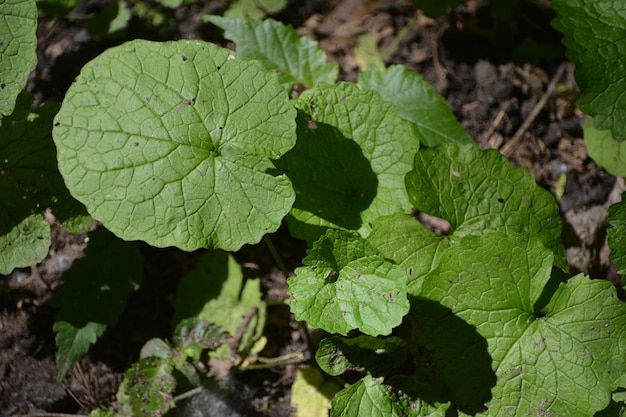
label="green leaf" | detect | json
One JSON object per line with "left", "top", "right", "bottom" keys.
{"left": 608, "top": 192, "right": 626, "bottom": 276}
{"left": 417, "top": 233, "right": 626, "bottom": 416}
{"left": 53, "top": 39, "right": 296, "bottom": 251}
{"left": 0, "top": 0, "right": 37, "bottom": 115}
{"left": 173, "top": 318, "right": 227, "bottom": 350}
{"left": 316, "top": 335, "right": 406, "bottom": 377}
{"left": 86, "top": 0, "right": 131, "bottom": 38}
{"left": 52, "top": 227, "right": 142, "bottom": 381}
{"left": 204, "top": 16, "right": 338, "bottom": 91}
{"left": 0, "top": 214, "right": 51, "bottom": 274}
{"left": 367, "top": 213, "right": 448, "bottom": 290}
{"left": 222, "top": 0, "right": 287, "bottom": 20}
{"left": 584, "top": 116, "right": 626, "bottom": 176}
{"left": 358, "top": 65, "right": 473, "bottom": 147}
{"left": 405, "top": 143, "right": 566, "bottom": 269}
{"left": 354, "top": 34, "right": 385, "bottom": 72}
{"left": 173, "top": 251, "right": 265, "bottom": 357}
{"left": 331, "top": 375, "right": 447, "bottom": 417}
{"left": 552, "top": 0, "right": 626, "bottom": 140}
{"left": 291, "top": 367, "right": 341, "bottom": 417}
{"left": 0, "top": 92, "right": 86, "bottom": 273}
{"left": 52, "top": 321, "right": 107, "bottom": 382}
{"left": 288, "top": 229, "right": 409, "bottom": 336}
{"left": 116, "top": 356, "right": 176, "bottom": 416}
{"left": 275, "top": 82, "right": 420, "bottom": 243}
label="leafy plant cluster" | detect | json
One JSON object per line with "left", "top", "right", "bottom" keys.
{"left": 2, "top": 0, "right": 626, "bottom": 416}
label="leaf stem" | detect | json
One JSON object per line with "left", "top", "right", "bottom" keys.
{"left": 263, "top": 235, "right": 289, "bottom": 279}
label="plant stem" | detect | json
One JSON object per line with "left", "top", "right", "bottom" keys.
{"left": 263, "top": 235, "right": 289, "bottom": 279}
{"left": 381, "top": 11, "right": 422, "bottom": 60}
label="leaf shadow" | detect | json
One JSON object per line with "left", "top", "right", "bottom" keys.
{"left": 272, "top": 109, "right": 378, "bottom": 242}
{"left": 403, "top": 295, "right": 496, "bottom": 415}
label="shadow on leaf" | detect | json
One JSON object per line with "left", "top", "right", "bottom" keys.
{"left": 273, "top": 109, "right": 378, "bottom": 242}
{"left": 406, "top": 295, "right": 496, "bottom": 414}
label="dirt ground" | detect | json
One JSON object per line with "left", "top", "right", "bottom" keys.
{"left": 1, "top": 0, "right": 623, "bottom": 416}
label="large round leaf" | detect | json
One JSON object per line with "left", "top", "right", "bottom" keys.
{"left": 53, "top": 40, "right": 297, "bottom": 251}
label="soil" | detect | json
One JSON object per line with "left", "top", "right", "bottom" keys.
{"left": 2, "top": 0, "right": 624, "bottom": 416}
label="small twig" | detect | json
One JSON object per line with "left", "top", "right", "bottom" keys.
{"left": 173, "top": 386, "right": 203, "bottom": 403}
{"left": 500, "top": 63, "right": 568, "bottom": 157}
{"left": 482, "top": 98, "right": 517, "bottom": 146}
{"left": 244, "top": 351, "right": 307, "bottom": 370}
{"left": 26, "top": 414, "right": 87, "bottom": 417}
{"left": 381, "top": 11, "right": 422, "bottom": 60}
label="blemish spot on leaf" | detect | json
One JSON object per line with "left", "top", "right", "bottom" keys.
{"left": 497, "top": 198, "right": 505, "bottom": 203}
{"left": 181, "top": 55, "right": 187, "bottom": 61}
{"left": 308, "top": 119, "right": 317, "bottom": 129}
{"left": 452, "top": 170, "right": 461, "bottom": 177}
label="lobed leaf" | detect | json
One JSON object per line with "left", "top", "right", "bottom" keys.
{"left": 275, "top": 82, "right": 420, "bottom": 243}
{"left": 288, "top": 229, "right": 409, "bottom": 336}
{"left": 0, "top": 0, "right": 37, "bottom": 115}
{"left": 405, "top": 143, "right": 566, "bottom": 269}
{"left": 53, "top": 39, "right": 297, "bottom": 252}
{"left": 52, "top": 227, "right": 142, "bottom": 381}
{"left": 416, "top": 233, "right": 626, "bottom": 416}
{"left": 205, "top": 16, "right": 337, "bottom": 91}
{"left": 552, "top": 0, "right": 626, "bottom": 140}
{"left": 358, "top": 65, "right": 473, "bottom": 147}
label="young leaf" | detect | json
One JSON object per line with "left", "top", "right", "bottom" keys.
{"left": 552, "top": 0, "right": 626, "bottom": 140}
{"left": 416, "top": 233, "right": 626, "bottom": 416}
{"left": 608, "top": 192, "right": 626, "bottom": 276}
{"left": 405, "top": 143, "right": 566, "bottom": 269}
{"left": 52, "top": 227, "right": 142, "bottom": 382}
{"left": 316, "top": 335, "right": 407, "bottom": 377}
{"left": 358, "top": 65, "right": 473, "bottom": 147}
{"left": 116, "top": 356, "right": 176, "bottom": 416}
{"left": 53, "top": 39, "right": 297, "bottom": 252}
{"left": 0, "top": 214, "right": 51, "bottom": 275}
{"left": 204, "top": 16, "right": 338, "bottom": 91}
{"left": 288, "top": 229, "right": 409, "bottom": 336}
{"left": 0, "top": 0, "right": 37, "bottom": 115}
{"left": 331, "top": 375, "right": 448, "bottom": 417}
{"left": 584, "top": 116, "right": 626, "bottom": 176}
{"left": 275, "top": 82, "right": 420, "bottom": 243}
